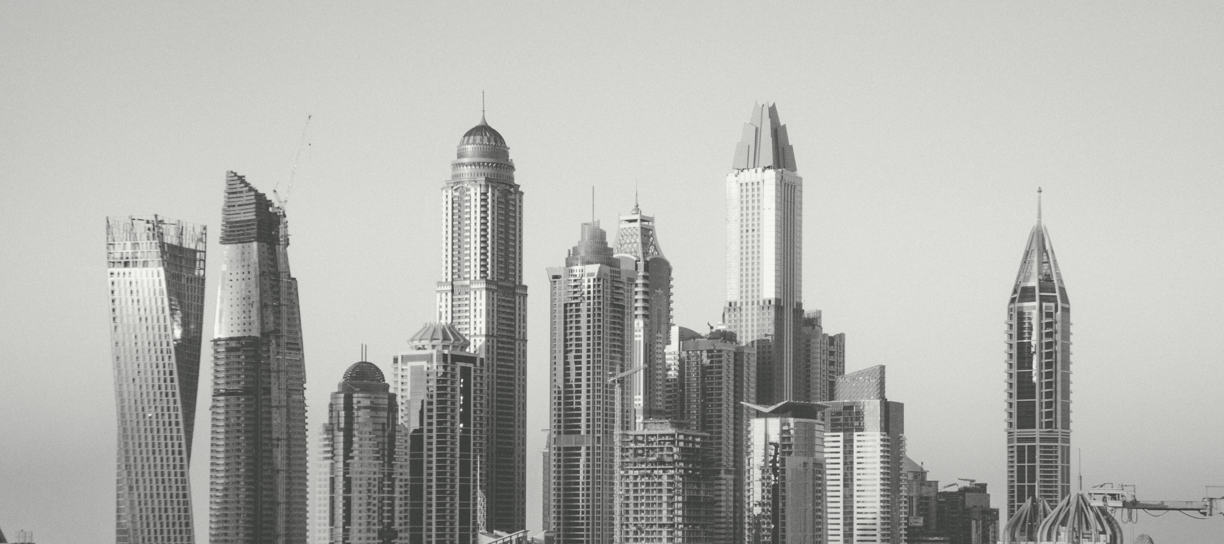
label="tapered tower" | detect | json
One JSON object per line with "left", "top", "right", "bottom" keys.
{"left": 1004, "top": 189, "right": 1071, "bottom": 518}
{"left": 435, "top": 113, "right": 527, "bottom": 532}
{"left": 723, "top": 102, "right": 804, "bottom": 405}
{"left": 613, "top": 202, "right": 672, "bottom": 428}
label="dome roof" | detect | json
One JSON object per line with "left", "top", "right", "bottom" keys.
{"left": 342, "top": 361, "right": 385, "bottom": 383}
{"left": 410, "top": 322, "right": 470, "bottom": 351}
{"left": 460, "top": 115, "right": 506, "bottom": 147}
{"left": 1002, "top": 496, "right": 1052, "bottom": 544}
{"left": 1036, "top": 492, "right": 1122, "bottom": 544}
{"left": 1134, "top": 535, "right": 1154, "bottom": 544}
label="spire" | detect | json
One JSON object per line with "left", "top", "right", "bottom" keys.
{"left": 480, "top": 90, "right": 487, "bottom": 125}
{"left": 731, "top": 102, "right": 797, "bottom": 172}
{"left": 1037, "top": 186, "right": 1043, "bottom": 226}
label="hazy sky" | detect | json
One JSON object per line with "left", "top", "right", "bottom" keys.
{"left": 2, "top": 2, "right": 1222, "bottom": 543}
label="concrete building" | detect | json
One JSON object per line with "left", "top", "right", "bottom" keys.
{"left": 107, "top": 216, "right": 206, "bottom": 544}
{"left": 901, "top": 458, "right": 939, "bottom": 544}
{"left": 435, "top": 113, "right": 528, "bottom": 533}
{"left": 209, "top": 172, "right": 308, "bottom": 544}
{"left": 321, "top": 361, "right": 403, "bottom": 544}
{"left": 545, "top": 222, "right": 636, "bottom": 544}
{"left": 798, "top": 311, "right": 845, "bottom": 403}
{"left": 1004, "top": 190, "right": 1072, "bottom": 517}
{"left": 745, "top": 401, "right": 827, "bottom": 544}
{"left": 825, "top": 366, "right": 906, "bottom": 544}
{"left": 673, "top": 328, "right": 755, "bottom": 544}
{"left": 392, "top": 323, "right": 486, "bottom": 544}
{"left": 613, "top": 203, "right": 673, "bottom": 429}
{"left": 618, "top": 420, "right": 716, "bottom": 543}
{"left": 722, "top": 102, "right": 804, "bottom": 406}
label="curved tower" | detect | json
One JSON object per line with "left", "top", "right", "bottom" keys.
{"left": 1004, "top": 190, "right": 1072, "bottom": 518}
{"left": 436, "top": 114, "right": 527, "bottom": 532}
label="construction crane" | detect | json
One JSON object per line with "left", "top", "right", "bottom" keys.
{"left": 1087, "top": 483, "right": 1224, "bottom": 521}
{"left": 273, "top": 114, "right": 312, "bottom": 208}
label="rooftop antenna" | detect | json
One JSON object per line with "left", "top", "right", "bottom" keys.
{"left": 1078, "top": 448, "right": 1083, "bottom": 492}
{"left": 592, "top": 186, "right": 595, "bottom": 223}
{"left": 481, "top": 91, "right": 486, "bottom": 124}
{"left": 274, "top": 114, "right": 312, "bottom": 209}
{"left": 1037, "top": 186, "right": 1043, "bottom": 225}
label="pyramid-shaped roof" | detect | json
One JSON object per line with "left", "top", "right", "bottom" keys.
{"left": 1011, "top": 190, "right": 1069, "bottom": 305}
{"left": 409, "top": 322, "right": 470, "bottom": 351}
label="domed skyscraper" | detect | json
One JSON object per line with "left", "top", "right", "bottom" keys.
{"left": 435, "top": 112, "right": 527, "bottom": 532}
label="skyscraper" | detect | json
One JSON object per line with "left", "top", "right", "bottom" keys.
{"left": 826, "top": 366, "right": 906, "bottom": 544}
{"left": 1004, "top": 191, "right": 1071, "bottom": 517}
{"left": 723, "top": 102, "right": 804, "bottom": 405}
{"left": 210, "top": 171, "right": 308, "bottom": 544}
{"left": 322, "top": 361, "right": 402, "bottom": 544}
{"left": 546, "top": 222, "right": 636, "bottom": 544}
{"left": 435, "top": 114, "right": 527, "bottom": 532}
{"left": 107, "top": 216, "right": 207, "bottom": 544}
{"left": 798, "top": 310, "right": 845, "bottom": 403}
{"left": 391, "top": 323, "right": 485, "bottom": 544}
{"left": 745, "top": 401, "right": 827, "bottom": 544}
{"left": 612, "top": 203, "right": 673, "bottom": 429}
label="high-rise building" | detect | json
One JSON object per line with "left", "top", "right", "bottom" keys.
{"left": 435, "top": 114, "right": 527, "bottom": 532}
{"left": 107, "top": 216, "right": 207, "bottom": 544}
{"left": 674, "top": 328, "right": 755, "bottom": 544}
{"left": 391, "top": 323, "right": 485, "bottom": 544}
{"left": 723, "top": 103, "right": 804, "bottom": 405}
{"left": 798, "top": 310, "right": 845, "bottom": 403}
{"left": 545, "top": 222, "right": 636, "bottom": 544}
{"left": 826, "top": 366, "right": 906, "bottom": 544}
{"left": 1004, "top": 191, "right": 1071, "bottom": 517}
{"left": 745, "top": 401, "right": 827, "bottom": 544}
{"left": 321, "top": 361, "right": 403, "bottom": 544}
{"left": 933, "top": 484, "right": 999, "bottom": 544}
{"left": 900, "top": 458, "right": 938, "bottom": 543}
{"left": 618, "top": 420, "right": 716, "bottom": 544}
{"left": 613, "top": 203, "right": 673, "bottom": 429}
{"left": 209, "top": 171, "right": 308, "bottom": 544}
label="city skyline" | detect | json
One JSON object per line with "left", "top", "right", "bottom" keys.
{"left": 3, "top": 3, "right": 1223, "bottom": 544}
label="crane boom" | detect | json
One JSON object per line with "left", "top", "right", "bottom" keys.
{"left": 1088, "top": 483, "right": 1224, "bottom": 517}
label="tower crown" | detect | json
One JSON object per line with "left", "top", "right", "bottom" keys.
{"left": 1011, "top": 190, "right": 1068, "bottom": 304}
{"left": 409, "top": 322, "right": 470, "bottom": 351}
{"left": 342, "top": 361, "right": 385, "bottom": 383}
{"left": 732, "top": 102, "right": 797, "bottom": 172}
{"left": 452, "top": 115, "right": 514, "bottom": 181}
{"left": 460, "top": 115, "right": 507, "bottom": 147}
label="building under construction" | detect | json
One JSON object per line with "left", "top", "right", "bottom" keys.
{"left": 618, "top": 420, "right": 716, "bottom": 543}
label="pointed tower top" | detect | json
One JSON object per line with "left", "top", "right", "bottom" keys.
{"left": 731, "top": 102, "right": 797, "bottom": 172}
{"left": 1037, "top": 187, "right": 1043, "bottom": 225}
{"left": 480, "top": 90, "right": 486, "bottom": 125}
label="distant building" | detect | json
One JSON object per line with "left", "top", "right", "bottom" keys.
{"left": 674, "top": 327, "right": 755, "bottom": 544}
{"left": 209, "top": 171, "right": 308, "bottom": 544}
{"left": 618, "top": 420, "right": 716, "bottom": 543}
{"left": 545, "top": 222, "right": 636, "bottom": 544}
{"left": 107, "top": 216, "right": 206, "bottom": 544}
{"left": 933, "top": 484, "right": 999, "bottom": 544}
{"left": 1004, "top": 192, "right": 1072, "bottom": 517}
{"left": 901, "top": 458, "right": 940, "bottom": 544}
{"left": 826, "top": 366, "right": 906, "bottom": 544}
{"left": 322, "top": 361, "right": 403, "bottom": 544}
{"left": 722, "top": 103, "right": 805, "bottom": 405}
{"left": 435, "top": 113, "right": 527, "bottom": 533}
{"left": 1, "top": 528, "right": 35, "bottom": 543}
{"left": 613, "top": 204, "right": 673, "bottom": 429}
{"left": 392, "top": 323, "right": 486, "bottom": 544}
{"left": 798, "top": 310, "right": 845, "bottom": 403}
{"left": 745, "top": 401, "right": 827, "bottom": 544}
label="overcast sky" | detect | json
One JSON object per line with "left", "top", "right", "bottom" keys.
{"left": 2, "top": 2, "right": 1222, "bottom": 543}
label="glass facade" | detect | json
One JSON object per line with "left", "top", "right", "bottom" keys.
{"left": 107, "top": 215, "right": 207, "bottom": 544}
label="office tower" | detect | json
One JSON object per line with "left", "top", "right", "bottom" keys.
{"left": 662, "top": 325, "right": 700, "bottom": 422}
{"left": 210, "top": 171, "right": 308, "bottom": 544}
{"left": 900, "top": 458, "right": 937, "bottom": 543}
{"left": 618, "top": 420, "right": 716, "bottom": 543}
{"left": 723, "top": 102, "right": 804, "bottom": 405}
{"left": 435, "top": 113, "right": 527, "bottom": 532}
{"left": 107, "top": 216, "right": 207, "bottom": 544}
{"left": 613, "top": 203, "right": 673, "bottom": 429}
{"left": 321, "top": 361, "right": 402, "bottom": 544}
{"left": 826, "top": 366, "right": 906, "bottom": 544}
{"left": 798, "top": 311, "right": 845, "bottom": 403}
{"left": 1004, "top": 191, "right": 1071, "bottom": 517}
{"left": 746, "top": 401, "right": 827, "bottom": 544}
{"left": 546, "top": 222, "right": 636, "bottom": 544}
{"left": 391, "top": 323, "right": 485, "bottom": 544}
{"left": 674, "top": 328, "right": 755, "bottom": 544}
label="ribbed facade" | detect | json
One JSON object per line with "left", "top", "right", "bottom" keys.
{"left": 723, "top": 103, "right": 804, "bottom": 405}
{"left": 392, "top": 323, "right": 485, "bottom": 544}
{"left": 546, "top": 222, "right": 635, "bottom": 544}
{"left": 746, "top": 402, "right": 827, "bottom": 544}
{"left": 1004, "top": 197, "right": 1071, "bottom": 518}
{"left": 322, "top": 362, "right": 403, "bottom": 544}
{"left": 435, "top": 116, "right": 527, "bottom": 533}
{"left": 613, "top": 205, "right": 673, "bottom": 429}
{"left": 107, "top": 216, "right": 207, "bottom": 544}
{"left": 210, "top": 171, "right": 308, "bottom": 544}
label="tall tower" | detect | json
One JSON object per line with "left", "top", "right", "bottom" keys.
{"left": 210, "top": 171, "right": 308, "bottom": 544}
{"left": 107, "top": 216, "right": 207, "bottom": 544}
{"left": 436, "top": 114, "right": 527, "bottom": 532}
{"left": 723, "top": 102, "right": 804, "bottom": 405}
{"left": 746, "top": 401, "right": 827, "bottom": 544}
{"left": 612, "top": 203, "right": 672, "bottom": 428}
{"left": 1004, "top": 190, "right": 1071, "bottom": 517}
{"left": 546, "top": 222, "right": 636, "bottom": 544}
{"left": 391, "top": 323, "right": 485, "bottom": 544}
{"left": 322, "top": 361, "right": 402, "bottom": 544}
